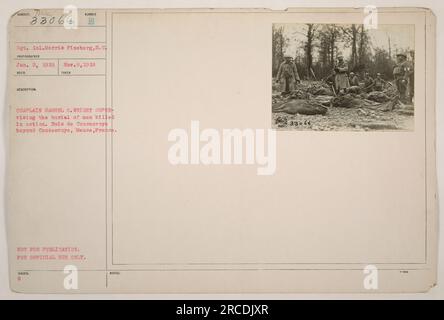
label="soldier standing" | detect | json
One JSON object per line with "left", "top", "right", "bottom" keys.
{"left": 276, "top": 55, "right": 300, "bottom": 96}
{"left": 393, "top": 53, "right": 410, "bottom": 103}
{"left": 334, "top": 56, "right": 350, "bottom": 94}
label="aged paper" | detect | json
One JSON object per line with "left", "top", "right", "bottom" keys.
{"left": 6, "top": 8, "right": 437, "bottom": 293}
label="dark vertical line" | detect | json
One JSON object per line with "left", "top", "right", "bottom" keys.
{"left": 424, "top": 12, "right": 428, "bottom": 264}
{"left": 111, "top": 12, "right": 114, "bottom": 266}
{"left": 105, "top": 10, "right": 108, "bottom": 288}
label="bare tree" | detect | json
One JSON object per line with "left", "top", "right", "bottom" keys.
{"left": 341, "top": 24, "right": 359, "bottom": 68}
{"left": 323, "top": 25, "right": 342, "bottom": 66}
{"left": 388, "top": 35, "right": 392, "bottom": 59}
{"left": 315, "top": 25, "right": 341, "bottom": 78}
{"left": 358, "top": 25, "right": 369, "bottom": 65}
{"left": 272, "top": 25, "right": 287, "bottom": 76}
{"left": 273, "top": 23, "right": 409, "bottom": 81}
{"left": 304, "top": 24, "right": 317, "bottom": 79}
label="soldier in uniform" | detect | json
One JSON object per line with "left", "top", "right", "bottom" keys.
{"left": 334, "top": 55, "right": 350, "bottom": 94}
{"left": 276, "top": 55, "right": 300, "bottom": 96}
{"left": 349, "top": 72, "right": 360, "bottom": 87}
{"left": 393, "top": 53, "right": 410, "bottom": 103}
{"left": 362, "top": 72, "right": 375, "bottom": 93}
{"left": 373, "top": 73, "right": 386, "bottom": 91}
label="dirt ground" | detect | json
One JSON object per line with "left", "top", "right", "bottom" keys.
{"left": 272, "top": 81, "right": 414, "bottom": 131}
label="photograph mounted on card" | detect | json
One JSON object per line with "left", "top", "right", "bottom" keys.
{"left": 6, "top": 7, "right": 437, "bottom": 293}
{"left": 272, "top": 23, "right": 415, "bottom": 131}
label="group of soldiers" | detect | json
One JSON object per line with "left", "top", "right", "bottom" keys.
{"left": 275, "top": 51, "right": 415, "bottom": 104}
{"left": 348, "top": 71, "right": 387, "bottom": 93}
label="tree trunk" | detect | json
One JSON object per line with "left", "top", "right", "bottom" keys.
{"left": 306, "top": 24, "right": 314, "bottom": 79}
{"left": 351, "top": 24, "right": 358, "bottom": 67}
{"left": 330, "top": 32, "right": 336, "bottom": 66}
{"left": 358, "top": 25, "right": 367, "bottom": 65}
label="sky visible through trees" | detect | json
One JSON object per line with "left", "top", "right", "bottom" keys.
{"left": 272, "top": 24, "right": 414, "bottom": 80}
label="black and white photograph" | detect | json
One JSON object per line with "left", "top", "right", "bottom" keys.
{"left": 272, "top": 23, "right": 415, "bottom": 131}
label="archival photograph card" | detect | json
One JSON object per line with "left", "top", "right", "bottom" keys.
{"left": 6, "top": 7, "right": 437, "bottom": 293}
